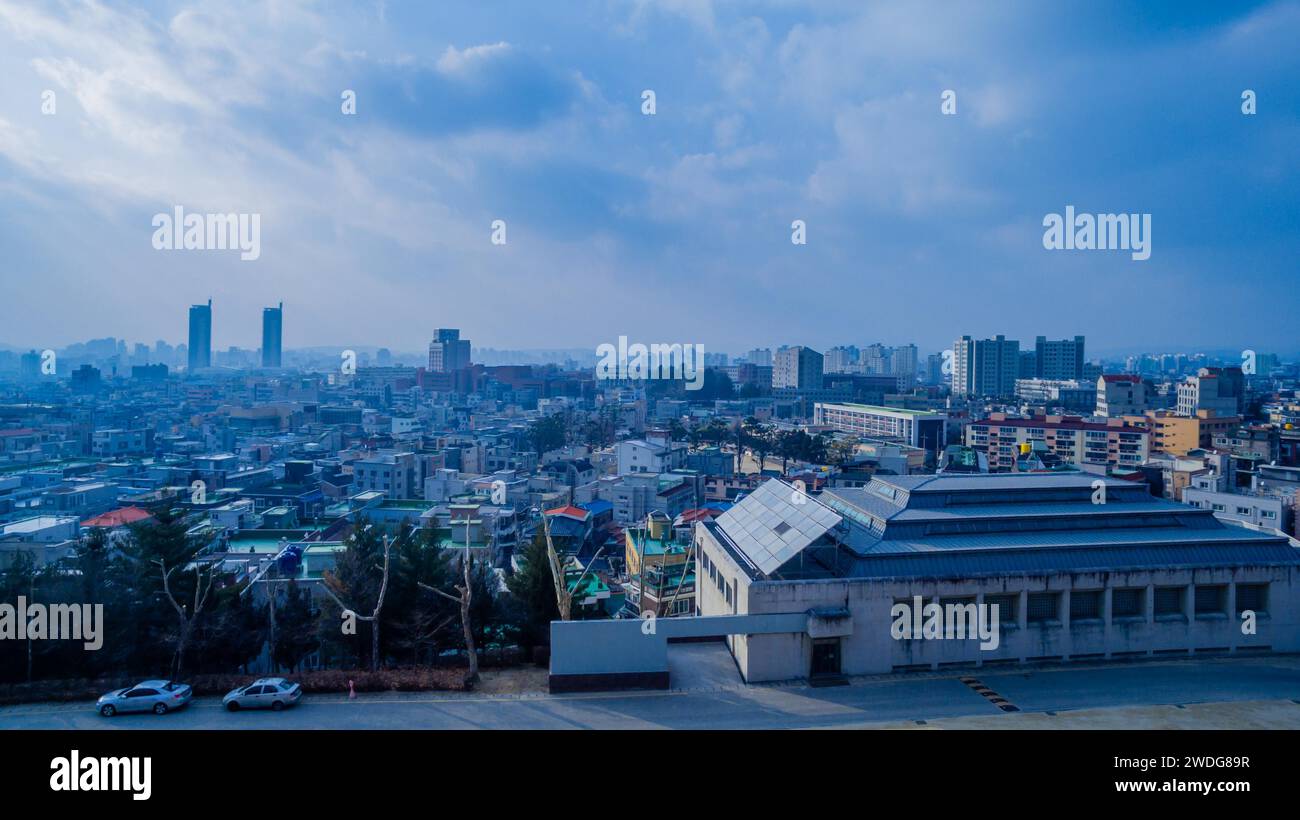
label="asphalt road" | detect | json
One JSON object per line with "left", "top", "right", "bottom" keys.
{"left": 2, "top": 654, "right": 1297, "bottom": 729}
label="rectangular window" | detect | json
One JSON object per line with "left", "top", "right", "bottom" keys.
{"left": 1194, "top": 584, "right": 1226, "bottom": 616}
{"left": 1111, "top": 588, "right": 1144, "bottom": 618}
{"left": 1027, "top": 592, "right": 1059, "bottom": 623}
{"left": 1235, "top": 583, "right": 1268, "bottom": 615}
{"left": 984, "top": 593, "right": 1017, "bottom": 624}
{"left": 1154, "top": 586, "right": 1184, "bottom": 617}
{"left": 1069, "top": 590, "right": 1103, "bottom": 622}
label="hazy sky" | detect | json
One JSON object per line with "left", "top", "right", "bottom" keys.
{"left": 1, "top": 0, "right": 1297, "bottom": 357}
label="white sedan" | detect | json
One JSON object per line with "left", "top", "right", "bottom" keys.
{"left": 222, "top": 678, "right": 303, "bottom": 712}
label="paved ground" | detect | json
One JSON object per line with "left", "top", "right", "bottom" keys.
{"left": 1, "top": 649, "right": 1296, "bottom": 730}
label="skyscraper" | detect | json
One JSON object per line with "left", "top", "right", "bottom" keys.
{"left": 428, "top": 328, "right": 471, "bottom": 372}
{"left": 187, "top": 299, "right": 212, "bottom": 371}
{"left": 261, "top": 302, "right": 283, "bottom": 368}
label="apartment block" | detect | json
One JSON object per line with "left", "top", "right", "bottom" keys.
{"left": 966, "top": 413, "right": 1150, "bottom": 472}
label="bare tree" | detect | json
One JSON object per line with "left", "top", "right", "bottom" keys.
{"left": 156, "top": 557, "right": 218, "bottom": 678}
{"left": 418, "top": 557, "right": 478, "bottom": 683}
{"left": 541, "top": 514, "right": 604, "bottom": 621}
{"left": 322, "top": 531, "right": 394, "bottom": 673}
{"left": 417, "top": 515, "right": 481, "bottom": 682}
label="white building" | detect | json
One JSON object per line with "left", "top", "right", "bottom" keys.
{"left": 616, "top": 438, "right": 687, "bottom": 476}
{"left": 694, "top": 475, "right": 1300, "bottom": 682}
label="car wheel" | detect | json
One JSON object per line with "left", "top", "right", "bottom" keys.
{"left": 153, "top": 703, "right": 168, "bottom": 715}
{"left": 271, "top": 701, "right": 284, "bottom": 712}
{"left": 100, "top": 705, "right": 115, "bottom": 717}
{"left": 227, "top": 701, "right": 240, "bottom": 712}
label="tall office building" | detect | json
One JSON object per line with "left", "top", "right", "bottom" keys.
{"left": 746, "top": 348, "right": 773, "bottom": 367}
{"left": 187, "top": 299, "right": 212, "bottom": 371}
{"left": 1035, "top": 335, "right": 1086, "bottom": 380}
{"left": 428, "top": 328, "right": 471, "bottom": 373}
{"left": 261, "top": 302, "right": 283, "bottom": 368}
{"left": 773, "top": 346, "right": 823, "bottom": 390}
{"left": 952, "top": 335, "right": 1020, "bottom": 398}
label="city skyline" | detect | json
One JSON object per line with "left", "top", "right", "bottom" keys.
{"left": 1, "top": 1, "right": 1298, "bottom": 353}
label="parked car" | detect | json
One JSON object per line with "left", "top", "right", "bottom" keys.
{"left": 97, "top": 680, "right": 192, "bottom": 716}
{"left": 222, "top": 678, "right": 303, "bottom": 712}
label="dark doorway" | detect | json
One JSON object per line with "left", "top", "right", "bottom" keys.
{"left": 811, "top": 639, "right": 841, "bottom": 677}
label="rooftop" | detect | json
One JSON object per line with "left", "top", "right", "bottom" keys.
{"left": 710, "top": 474, "right": 1299, "bottom": 582}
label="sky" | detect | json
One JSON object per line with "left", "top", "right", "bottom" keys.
{"left": 0, "top": 0, "right": 1297, "bottom": 359}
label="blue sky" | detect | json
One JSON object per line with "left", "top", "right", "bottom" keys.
{"left": 0, "top": 0, "right": 1297, "bottom": 358}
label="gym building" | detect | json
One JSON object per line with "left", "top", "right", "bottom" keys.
{"left": 694, "top": 474, "right": 1300, "bottom": 682}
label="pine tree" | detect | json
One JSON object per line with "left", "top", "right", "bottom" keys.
{"left": 505, "top": 529, "right": 559, "bottom": 653}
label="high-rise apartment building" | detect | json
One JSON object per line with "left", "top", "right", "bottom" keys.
{"left": 862, "top": 343, "right": 891, "bottom": 375}
{"left": 952, "top": 335, "right": 1019, "bottom": 398}
{"left": 824, "top": 346, "right": 858, "bottom": 374}
{"left": 773, "top": 346, "right": 823, "bottom": 390}
{"left": 428, "top": 328, "right": 471, "bottom": 373}
{"left": 891, "top": 344, "right": 918, "bottom": 386}
{"left": 1035, "top": 335, "right": 1086, "bottom": 380}
{"left": 187, "top": 299, "right": 212, "bottom": 371}
{"left": 261, "top": 302, "right": 283, "bottom": 368}
{"left": 746, "top": 348, "right": 773, "bottom": 367}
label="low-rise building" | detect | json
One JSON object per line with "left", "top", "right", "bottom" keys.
{"left": 965, "top": 414, "right": 1149, "bottom": 472}
{"left": 694, "top": 475, "right": 1300, "bottom": 682}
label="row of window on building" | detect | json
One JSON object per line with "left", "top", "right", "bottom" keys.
{"left": 903, "top": 583, "right": 1267, "bottom": 625}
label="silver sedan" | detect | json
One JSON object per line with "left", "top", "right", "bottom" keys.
{"left": 97, "top": 680, "right": 193, "bottom": 716}
{"left": 222, "top": 678, "right": 303, "bottom": 712}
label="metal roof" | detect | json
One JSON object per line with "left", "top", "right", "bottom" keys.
{"left": 715, "top": 479, "right": 841, "bottom": 576}
{"left": 841, "top": 541, "right": 1300, "bottom": 579}
{"left": 710, "top": 476, "right": 1298, "bottom": 582}
{"left": 847, "top": 524, "right": 1278, "bottom": 555}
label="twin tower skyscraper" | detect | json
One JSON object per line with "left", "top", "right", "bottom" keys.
{"left": 186, "top": 300, "right": 283, "bottom": 371}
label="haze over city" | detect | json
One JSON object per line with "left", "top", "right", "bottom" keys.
{"left": 2, "top": 0, "right": 1298, "bottom": 353}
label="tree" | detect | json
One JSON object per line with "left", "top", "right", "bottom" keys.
{"left": 505, "top": 529, "right": 560, "bottom": 653}
{"left": 321, "top": 522, "right": 398, "bottom": 672}
{"left": 528, "top": 413, "right": 567, "bottom": 457}
{"left": 540, "top": 514, "right": 604, "bottom": 622}
{"left": 192, "top": 582, "right": 268, "bottom": 674}
{"left": 666, "top": 418, "right": 688, "bottom": 442}
{"left": 417, "top": 516, "right": 486, "bottom": 683}
{"left": 387, "top": 529, "right": 458, "bottom": 665}
{"left": 826, "top": 437, "right": 859, "bottom": 466}
{"left": 124, "top": 510, "right": 220, "bottom": 678}
{"left": 272, "top": 581, "right": 320, "bottom": 673}
{"left": 742, "top": 417, "right": 775, "bottom": 474}
{"left": 581, "top": 404, "right": 618, "bottom": 449}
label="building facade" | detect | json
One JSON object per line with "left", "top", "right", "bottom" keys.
{"left": 694, "top": 475, "right": 1300, "bottom": 682}
{"left": 953, "top": 335, "right": 1019, "bottom": 398}
{"left": 965, "top": 413, "right": 1149, "bottom": 472}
